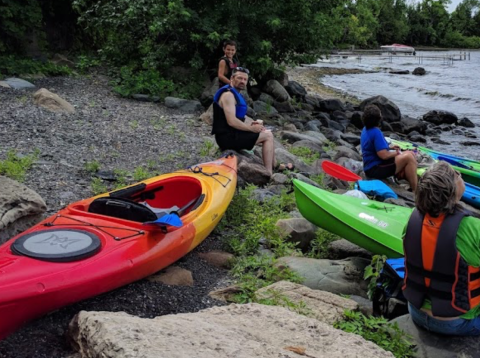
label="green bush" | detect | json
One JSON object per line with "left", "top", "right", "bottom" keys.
{"left": 0, "top": 149, "right": 39, "bottom": 182}
{"left": 0, "top": 55, "right": 72, "bottom": 77}
{"left": 112, "top": 66, "right": 174, "bottom": 99}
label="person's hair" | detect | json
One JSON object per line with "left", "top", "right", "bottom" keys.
{"left": 232, "top": 67, "right": 249, "bottom": 77}
{"left": 223, "top": 40, "right": 237, "bottom": 48}
{"left": 362, "top": 104, "right": 382, "bottom": 129}
{"left": 415, "top": 161, "right": 460, "bottom": 217}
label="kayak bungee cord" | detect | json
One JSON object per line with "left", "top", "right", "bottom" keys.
{"left": 44, "top": 214, "right": 145, "bottom": 241}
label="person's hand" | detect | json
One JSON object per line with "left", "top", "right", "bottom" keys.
{"left": 250, "top": 124, "right": 263, "bottom": 133}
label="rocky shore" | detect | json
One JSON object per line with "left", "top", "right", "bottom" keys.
{"left": 1, "top": 66, "right": 479, "bottom": 358}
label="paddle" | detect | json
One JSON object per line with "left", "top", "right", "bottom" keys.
{"left": 321, "top": 160, "right": 362, "bottom": 182}
{"left": 144, "top": 196, "right": 200, "bottom": 228}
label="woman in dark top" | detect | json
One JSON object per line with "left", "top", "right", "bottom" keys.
{"left": 218, "top": 40, "right": 239, "bottom": 88}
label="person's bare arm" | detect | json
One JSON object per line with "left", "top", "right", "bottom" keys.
{"left": 218, "top": 60, "right": 230, "bottom": 85}
{"left": 219, "top": 93, "right": 261, "bottom": 133}
{"left": 377, "top": 148, "right": 399, "bottom": 160}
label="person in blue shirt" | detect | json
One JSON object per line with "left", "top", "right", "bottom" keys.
{"left": 360, "top": 104, "right": 417, "bottom": 191}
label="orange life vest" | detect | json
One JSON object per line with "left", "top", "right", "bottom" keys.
{"left": 403, "top": 209, "right": 480, "bottom": 317}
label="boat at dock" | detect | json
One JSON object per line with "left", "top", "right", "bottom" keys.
{"left": 380, "top": 44, "right": 415, "bottom": 54}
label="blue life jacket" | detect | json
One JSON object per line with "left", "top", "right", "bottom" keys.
{"left": 213, "top": 85, "right": 247, "bottom": 120}
{"left": 355, "top": 180, "right": 398, "bottom": 200}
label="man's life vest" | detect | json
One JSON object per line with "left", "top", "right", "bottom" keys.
{"left": 211, "top": 85, "right": 248, "bottom": 135}
{"left": 403, "top": 209, "right": 480, "bottom": 317}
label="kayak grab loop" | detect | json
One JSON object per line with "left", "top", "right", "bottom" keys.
{"left": 44, "top": 215, "right": 145, "bottom": 241}
{"left": 189, "top": 166, "right": 232, "bottom": 188}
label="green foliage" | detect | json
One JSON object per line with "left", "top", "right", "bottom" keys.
{"left": 112, "top": 66, "right": 174, "bottom": 99}
{"left": 200, "top": 139, "right": 216, "bottom": 157}
{"left": 364, "top": 254, "right": 387, "bottom": 300}
{"left": 334, "top": 310, "right": 415, "bottom": 358}
{"left": 218, "top": 185, "right": 304, "bottom": 302}
{"left": 133, "top": 166, "right": 153, "bottom": 181}
{"left": 288, "top": 147, "right": 320, "bottom": 165}
{"left": 90, "top": 177, "right": 108, "bottom": 195}
{"left": 0, "top": 149, "right": 39, "bottom": 182}
{"left": 306, "top": 228, "right": 341, "bottom": 259}
{"left": 0, "top": 55, "right": 72, "bottom": 77}
{"left": 76, "top": 55, "right": 101, "bottom": 73}
{"left": 84, "top": 160, "right": 100, "bottom": 173}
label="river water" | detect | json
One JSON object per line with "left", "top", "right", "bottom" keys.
{"left": 312, "top": 50, "right": 480, "bottom": 159}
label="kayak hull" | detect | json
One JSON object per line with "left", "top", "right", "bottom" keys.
{"left": 293, "top": 179, "right": 411, "bottom": 258}
{"left": 0, "top": 155, "right": 237, "bottom": 340}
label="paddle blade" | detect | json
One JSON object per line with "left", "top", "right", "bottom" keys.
{"left": 144, "top": 214, "right": 183, "bottom": 228}
{"left": 321, "top": 160, "right": 362, "bottom": 182}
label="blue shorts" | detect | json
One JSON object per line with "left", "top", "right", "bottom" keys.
{"left": 409, "top": 303, "right": 480, "bottom": 336}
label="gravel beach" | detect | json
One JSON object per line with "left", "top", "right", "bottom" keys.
{"left": 0, "top": 74, "right": 231, "bottom": 358}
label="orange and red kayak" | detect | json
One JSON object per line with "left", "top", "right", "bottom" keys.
{"left": 0, "top": 155, "right": 237, "bottom": 340}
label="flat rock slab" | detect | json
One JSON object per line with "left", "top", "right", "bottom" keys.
{"left": 256, "top": 281, "right": 358, "bottom": 324}
{"left": 69, "top": 303, "right": 393, "bottom": 358}
{"left": 3, "top": 78, "right": 36, "bottom": 89}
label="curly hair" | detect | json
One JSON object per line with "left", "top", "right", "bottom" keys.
{"left": 362, "top": 104, "right": 382, "bottom": 129}
{"left": 415, "top": 161, "right": 460, "bottom": 217}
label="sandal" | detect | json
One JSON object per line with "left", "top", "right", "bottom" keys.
{"left": 276, "top": 163, "right": 295, "bottom": 173}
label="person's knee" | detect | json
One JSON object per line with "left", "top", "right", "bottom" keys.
{"left": 258, "top": 130, "right": 273, "bottom": 142}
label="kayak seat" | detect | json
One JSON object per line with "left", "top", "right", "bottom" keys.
{"left": 88, "top": 197, "right": 158, "bottom": 222}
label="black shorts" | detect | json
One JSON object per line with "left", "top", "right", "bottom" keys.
{"left": 215, "top": 130, "right": 260, "bottom": 152}
{"left": 365, "top": 158, "right": 396, "bottom": 179}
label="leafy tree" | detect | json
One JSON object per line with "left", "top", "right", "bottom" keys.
{"left": 450, "top": 0, "right": 480, "bottom": 36}
{"left": 376, "top": 0, "right": 410, "bottom": 45}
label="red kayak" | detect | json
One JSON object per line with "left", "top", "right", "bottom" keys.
{"left": 0, "top": 155, "right": 237, "bottom": 340}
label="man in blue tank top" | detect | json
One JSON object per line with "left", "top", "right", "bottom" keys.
{"left": 212, "top": 67, "right": 275, "bottom": 176}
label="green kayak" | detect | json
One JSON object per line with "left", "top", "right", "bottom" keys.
{"left": 389, "top": 138, "right": 480, "bottom": 187}
{"left": 293, "top": 179, "right": 412, "bottom": 258}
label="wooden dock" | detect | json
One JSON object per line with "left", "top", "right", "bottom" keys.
{"left": 328, "top": 50, "right": 470, "bottom": 66}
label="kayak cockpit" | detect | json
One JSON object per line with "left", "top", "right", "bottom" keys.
{"left": 69, "top": 176, "right": 204, "bottom": 223}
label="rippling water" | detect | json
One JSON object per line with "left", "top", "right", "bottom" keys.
{"left": 312, "top": 50, "right": 480, "bottom": 159}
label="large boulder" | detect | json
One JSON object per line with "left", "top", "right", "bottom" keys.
{"left": 262, "top": 80, "right": 290, "bottom": 102}
{"left": 318, "top": 99, "right": 346, "bottom": 112}
{"left": 33, "top": 88, "right": 75, "bottom": 113}
{"left": 0, "top": 176, "right": 47, "bottom": 244}
{"left": 360, "top": 95, "right": 401, "bottom": 123}
{"left": 199, "top": 78, "right": 219, "bottom": 107}
{"left": 422, "top": 110, "right": 458, "bottom": 125}
{"left": 285, "top": 81, "right": 307, "bottom": 100}
{"left": 69, "top": 304, "right": 393, "bottom": 358}
{"left": 3, "top": 78, "right": 36, "bottom": 90}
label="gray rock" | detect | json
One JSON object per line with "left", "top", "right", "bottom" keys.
{"left": 277, "top": 256, "right": 370, "bottom": 297}
{"left": 276, "top": 218, "right": 317, "bottom": 251}
{"left": 333, "top": 146, "right": 362, "bottom": 162}
{"left": 285, "top": 81, "right": 307, "bottom": 99}
{"left": 412, "top": 67, "right": 426, "bottom": 75}
{"left": 258, "top": 92, "right": 274, "bottom": 104}
{"left": 256, "top": 281, "right": 358, "bottom": 324}
{"left": 319, "top": 99, "right": 346, "bottom": 112}
{"left": 262, "top": 79, "right": 290, "bottom": 102}
{"left": 253, "top": 100, "right": 278, "bottom": 114}
{"left": 458, "top": 117, "right": 475, "bottom": 128}
{"left": 422, "top": 110, "right": 458, "bottom": 125}
{"left": 272, "top": 100, "right": 295, "bottom": 113}
{"left": 164, "top": 97, "right": 203, "bottom": 113}
{"left": 328, "top": 239, "right": 372, "bottom": 259}
{"left": 280, "top": 131, "right": 327, "bottom": 146}
{"left": 4, "top": 78, "right": 36, "bottom": 90}
{"left": 132, "top": 94, "right": 161, "bottom": 102}
{"left": 0, "top": 176, "right": 47, "bottom": 245}
{"left": 392, "top": 314, "right": 480, "bottom": 358}
{"left": 69, "top": 304, "right": 393, "bottom": 358}
{"left": 360, "top": 95, "right": 401, "bottom": 123}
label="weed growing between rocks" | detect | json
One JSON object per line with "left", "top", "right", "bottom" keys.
{"left": 217, "top": 184, "right": 302, "bottom": 302}
{"left": 0, "top": 149, "right": 39, "bottom": 182}
{"left": 288, "top": 147, "right": 320, "bottom": 165}
{"left": 334, "top": 310, "right": 415, "bottom": 358}
{"left": 305, "top": 229, "right": 341, "bottom": 259}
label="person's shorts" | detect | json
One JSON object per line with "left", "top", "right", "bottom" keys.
{"left": 215, "top": 131, "right": 259, "bottom": 152}
{"left": 365, "top": 158, "right": 396, "bottom": 179}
